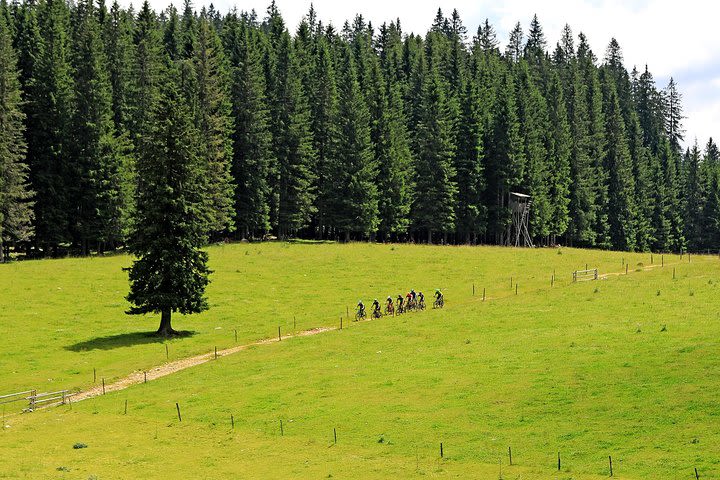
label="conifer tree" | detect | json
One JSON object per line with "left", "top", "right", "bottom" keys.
{"left": 485, "top": 65, "right": 523, "bottom": 243}
{"left": 27, "top": 0, "right": 75, "bottom": 254}
{"left": 226, "top": 17, "right": 274, "bottom": 238}
{"left": 192, "top": 15, "right": 235, "bottom": 235}
{"left": 515, "top": 59, "right": 550, "bottom": 241}
{"left": 126, "top": 57, "right": 210, "bottom": 336}
{"left": 70, "top": 0, "right": 131, "bottom": 252}
{"left": 505, "top": 22, "right": 523, "bottom": 63}
{"left": 325, "top": 44, "right": 378, "bottom": 240}
{"left": 308, "top": 31, "right": 338, "bottom": 237}
{"left": 627, "top": 111, "right": 654, "bottom": 251}
{"left": 0, "top": 11, "right": 33, "bottom": 261}
{"left": 578, "top": 34, "right": 610, "bottom": 247}
{"left": 104, "top": 0, "right": 135, "bottom": 131}
{"left": 702, "top": 139, "right": 720, "bottom": 248}
{"left": 412, "top": 33, "right": 458, "bottom": 243}
{"left": 567, "top": 63, "right": 596, "bottom": 246}
{"left": 602, "top": 75, "right": 636, "bottom": 250}
{"left": 130, "top": 1, "right": 162, "bottom": 148}
{"left": 269, "top": 31, "right": 317, "bottom": 237}
{"left": 546, "top": 70, "right": 571, "bottom": 243}
{"left": 663, "top": 77, "right": 685, "bottom": 151}
{"left": 684, "top": 142, "right": 703, "bottom": 249}
{"left": 453, "top": 73, "right": 485, "bottom": 243}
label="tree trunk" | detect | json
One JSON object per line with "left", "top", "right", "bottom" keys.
{"left": 0, "top": 240, "right": 4, "bottom": 263}
{"left": 427, "top": 229, "right": 432, "bottom": 244}
{"left": 157, "top": 309, "right": 177, "bottom": 336}
{"left": 345, "top": 231, "right": 350, "bottom": 243}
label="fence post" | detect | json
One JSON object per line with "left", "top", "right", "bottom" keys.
{"left": 695, "top": 467, "right": 700, "bottom": 479}
{"left": 278, "top": 326, "right": 281, "bottom": 341}
{"left": 557, "top": 451, "right": 561, "bottom": 471}
{"left": 440, "top": 442, "right": 443, "bottom": 458}
{"left": 609, "top": 455, "right": 613, "bottom": 476}
{"left": 508, "top": 446, "right": 512, "bottom": 465}
{"left": 482, "top": 288, "right": 486, "bottom": 301}
{"left": 176, "top": 402, "right": 182, "bottom": 422}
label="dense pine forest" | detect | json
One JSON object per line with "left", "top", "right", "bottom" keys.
{"left": 0, "top": 0, "right": 718, "bottom": 260}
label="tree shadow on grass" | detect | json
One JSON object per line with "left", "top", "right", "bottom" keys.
{"left": 65, "top": 330, "right": 196, "bottom": 352}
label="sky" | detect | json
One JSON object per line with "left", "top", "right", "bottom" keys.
{"left": 139, "top": 0, "right": 720, "bottom": 150}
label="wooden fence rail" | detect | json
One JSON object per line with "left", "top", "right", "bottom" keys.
{"left": 573, "top": 269, "right": 599, "bottom": 282}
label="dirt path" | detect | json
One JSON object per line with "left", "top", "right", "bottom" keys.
{"left": 69, "top": 326, "right": 335, "bottom": 403}
{"left": 63, "top": 257, "right": 695, "bottom": 405}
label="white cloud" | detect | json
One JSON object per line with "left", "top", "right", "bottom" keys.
{"left": 131, "top": 0, "right": 720, "bottom": 146}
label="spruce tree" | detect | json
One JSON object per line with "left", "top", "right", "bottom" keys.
{"left": 192, "top": 15, "right": 235, "bottom": 236}
{"left": 546, "top": 70, "right": 571, "bottom": 244}
{"left": 485, "top": 65, "right": 523, "bottom": 243}
{"left": 126, "top": 57, "right": 210, "bottom": 336}
{"left": 130, "top": 1, "right": 162, "bottom": 148}
{"left": 453, "top": 74, "right": 485, "bottom": 243}
{"left": 70, "top": 0, "right": 131, "bottom": 253}
{"left": 226, "top": 17, "right": 273, "bottom": 238}
{"left": 663, "top": 77, "right": 685, "bottom": 152}
{"left": 27, "top": 0, "right": 75, "bottom": 254}
{"left": 308, "top": 31, "right": 338, "bottom": 238}
{"left": 412, "top": 33, "right": 458, "bottom": 243}
{"left": 269, "top": 31, "right": 317, "bottom": 237}
{"left": 702, "top": 139, "right": 720, "bottom": 248}
{"left": 0, "top": 11, "right": 33, "bottom": 261}
{"left": 515, "top": 59, "right": 550, "bottom": 242}
{"left": 325, "top": 43, "right": 378, "bottom": 240}
{"left": 602, "top": 75, "right": 636, "bottom": 250}
{"left": 578, "top": 34, "right": 610, "bottom": 247}
{"left": 684, "top": 142, "right": 703, "bottom": 249}
{"left": 104, "top": 0, "right": 135, "bottom": 132}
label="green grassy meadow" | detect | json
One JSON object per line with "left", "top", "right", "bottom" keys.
{"left": 1, "top": 243, "right": 719, "bottom": 478}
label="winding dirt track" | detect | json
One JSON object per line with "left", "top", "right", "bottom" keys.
{"left": 69, "top": 326, "right": 335, "bottom": 403}
{"left": 64, "top": 258, "right": 687, "bottom": 405}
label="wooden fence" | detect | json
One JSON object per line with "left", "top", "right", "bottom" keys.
{"left": 573, "top": 268, "right": 599, "bottom": 282}
{"left": 0, "top": 389, "right": 71, "bottom": 412}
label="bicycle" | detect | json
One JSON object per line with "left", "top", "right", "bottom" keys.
{"left": 418, "top": 298, "right": 426, "bottom": 310}
{"left": 372, "top": 308, "right": 382, "bottom": 319}
{"left": 355, "top": 307, "right": 366, "bottom": 321}
{"left": 395, "top": 300, "right": 405, "bottom": 315}
{"left": 384, "top": 303, "right": 395, "bottom": 316}
{"left": 433, "top": 296, "right": 444, "bottom": 309}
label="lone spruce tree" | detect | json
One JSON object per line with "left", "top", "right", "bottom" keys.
{"left": 126, "top": 57, "right": 210, "bottom": 336}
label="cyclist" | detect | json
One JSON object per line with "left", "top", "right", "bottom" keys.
{"left": 372, "top": 299, "right": 381, "bottom": 318}
{"left": 385, "top": 296, "right": 395, "bottom": 315}
{"left": 396, "top": 294, "right": 404, "bottom": 314}
{"left": 356, "top": 300, "right": 366, "bottom": 320}
{"left": 434, "top": 289, "right": 444, "bottom": 308}
{"left": 418, "top": 291, "right": 425, "bottom": 309}
{"left": 405, "top": 291, "right": 413, "bottom": 310}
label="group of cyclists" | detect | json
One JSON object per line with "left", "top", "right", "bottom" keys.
{"left": 355, "top": 289, "right": 444, "bottom": 321}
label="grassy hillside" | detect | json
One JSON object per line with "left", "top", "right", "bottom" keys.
{"left": 1, "top": 243, "right": 718, "bottom": 478}
{"left": 0, "top": 242, "right": 659, "bottom": 395}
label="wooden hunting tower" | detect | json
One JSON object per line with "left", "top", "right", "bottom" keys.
{"left": 506, "top": 192, "right": 534, "bottom": 248}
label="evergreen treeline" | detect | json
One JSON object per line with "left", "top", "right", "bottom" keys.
{"left": 1, "top": 1, "right": 718, "bottom": 258}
